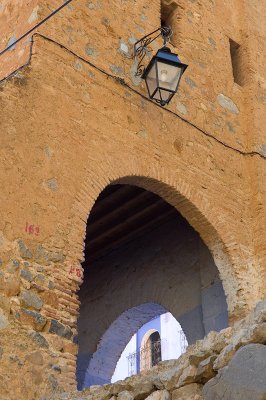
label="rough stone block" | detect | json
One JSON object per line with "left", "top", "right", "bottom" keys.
{"left": 117, "top": 390, "right": 134, "bottom": 400}
{"left": 49, "top": 319, "right": 73, "bottom": 339}
{"left": 0, "top": 310, "right": 9, "bottom": 329}
{"left": 0, "top": 294, "right": 11, "bottom": 314}
{"left": 133, "top": 383, "right": 154, "bottom": 400}
{"left": 203, "top": 344, "right": 266, "bottom": 400}
{"left": 20, "top": 290, "right": 43, "bottom": 310}
{"left": 2, "top": 275, "right": 20, "bottom": 296}
{"left": 63, "top": 341, "right": 78, "bottom": 355}
{"left": 178, "top": 364, "right": 197, "bottom": 386}
{"left": 196, "top": 355, "right": 217, "bottom": 383}
{"left": 172, "top": 383, "right": 203, "bottom": 400}
{"left": 145, "top": 389, "right": 170, "bottom": 400}
{"left": 19, "top": 308, "right": 47, "bottom": 331}
{"left": 25, "top": 351, "right": 44, "bottom": 365}
{"left": 254, "top": 300, "right": 266, "bottom": 323}
{"left": 20, "top": 268, "right": 33, "bottom": 282}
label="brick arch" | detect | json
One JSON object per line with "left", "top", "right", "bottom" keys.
{"left": 66, "top": 155, "right": 246, "bottom": 321}
{"left": 76, "top": 203, "right": 228, "bottom": 389}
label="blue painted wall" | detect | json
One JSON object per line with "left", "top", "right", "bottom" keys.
{"left": 136, "top": 316, "right": 161, "bottom": 372}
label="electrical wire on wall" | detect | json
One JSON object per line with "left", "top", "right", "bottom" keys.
{"left": 0, "top": 0, "right": 74, "bottom": 57}
{"left": 0, "top": 1, "right": 265, "bottom": 160}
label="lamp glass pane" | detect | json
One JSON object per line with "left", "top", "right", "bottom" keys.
{"left": 157, "top": 61, "right": 182, "bottom": 91}
{"left": 145, "top": 63, "right": 158, "bottom": 97}
{"left": 160, "top": 89, "right": 171, "bottom": 102}
{"left": 153, "top": 88, "right": 171, "bottom": 103}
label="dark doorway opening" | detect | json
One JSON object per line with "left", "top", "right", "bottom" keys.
{"left": 76, "top": 183, "right": 228, "bottom": 389}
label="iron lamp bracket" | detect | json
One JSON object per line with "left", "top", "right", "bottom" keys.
{"left": 133, "top": 26, "right": 172, "bottom": 77}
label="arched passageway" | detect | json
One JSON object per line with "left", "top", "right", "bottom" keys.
{"left": 76, "top": 184, "right": 228, "bottom": 389}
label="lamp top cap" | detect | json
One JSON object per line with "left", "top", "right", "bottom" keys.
{"left": 156, "top": 47, "right": 182, "bottom": 64}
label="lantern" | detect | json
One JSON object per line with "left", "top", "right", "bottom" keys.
{"left": 142, "top": 47, "right": 188, "bottom": 106}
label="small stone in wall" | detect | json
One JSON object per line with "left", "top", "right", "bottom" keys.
{"left": 85, "top": 44, "right": 97, "bottom": 57}
{"left": 49, "top": 335, "right": 64, "bottom": 352}
{"left": 17, "top": 240, "right": 32, "bottom": 259}
{"left": 110, "top": 64, "right": 124, "bottom": 75}
{"left": 44, "top": 146, "right": 53, "bottom": 158}
{"left": 259, "top": 144, "right": 266, "bottom": 155}
{"left": 208, "top": 37, "right": 216, "bottom": 46}
{"left": 25, "top": 351, "right": 44, "bottom": 366}
{"left": 226, "top": 121, "right": 236, "bottom": 133}
{"left": 217, "top": 94, "right": 239, "bottom": 114}
{"left": 0, "top": 310, "right": 9, "bottom": 329}
{"left": 42, "top": 290, "right": 59, "bottom": 308}
{"left": 119, "top": 41, "right": 129, "bottom": 56}
{"left": 28, "top": 6, "right": 39, "bottom": 24}
{"left": 101, "top": 16, "right": 110, "bottom": 26}
{"left": 0, "top": 294, "right": 10, "bottom": 314}
{"left": 20, "top": 268, "right": 33, "bottom": 282}
{"left": 48, "top": 374, "right": 59, "bottom": 392}
{"left": 7, "top": 36, "right": 16, "bottom": 51}
{"left": 63, "top": 341, "right": 78, "bottom": 355}
{"left": 49, "top": 319, "right": 73, "bottom": 339}
{"left": 73, "top": 61, "right": 82, "bottom": 72}
{"left": 46, "top": 178, "right": 59, "bottom": 191}
{"left": 34, "top": 274, "right": 45, "bottom": 285}
{"left": 20, "top": 290, "right": 43, "bottom": 310}
{"left": 136, "top": 25, "right": 145, "bottom": 33}
{"left": 19, "top": 308, "right": 47, "bottom": 331}
{"left": 128, "top": 36, "right": 137, "bottom": 45}
{"left": 4, "top": 275, "right": 20, "bottom": 296}
{"left": 48, "top": 280, "right": 55, "bottom": 289}
{"left": 136, "top": 129, "right": 148, "bottom": 139}
{"left": 29, "top": 331, "right": 49, "bottom": 348}
{"left": 176, "top": 101, "right": 187, "bottom": 115}
{"left": 185, "top": 77, "right": 197, "bottom": 88}
{"left": 87, "top": 1, "right": 96, "bottom": 9}
{"left": 35, "top": 245, "right": 65, "bottom": 264}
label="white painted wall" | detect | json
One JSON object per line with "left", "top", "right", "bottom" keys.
{"left": 111, "top": 313, "right": 187, "bottom": 382}
{"left": 160, "top": 312, "right": 187, "bottom": 360}
{"left": 111, "top": 334, "right": 137, "bottom": 382}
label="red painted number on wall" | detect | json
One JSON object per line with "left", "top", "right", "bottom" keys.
{"left": 69, "top": 266, "right": 82, "bottom": 278}
{"left": 25, "top": 222, "right": 40, "bottom": 236}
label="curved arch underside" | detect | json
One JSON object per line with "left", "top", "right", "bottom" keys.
{"left": 77, "top": 303, "right": 166, "bottom": 388}
{"left": 76, "top": 184, "right": 228, "bottom": 389}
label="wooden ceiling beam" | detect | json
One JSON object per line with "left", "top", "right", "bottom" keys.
{"left": 85, "top": 200, "right": 171, "bottom": 250}
{"left": 84, "top": 209, "right": 175, "bottom": 262}
{"left": 86, "top": 191, "right": 159, "bottom": 239}
{"left": 88, "top": 184, "right": 143, "bottom": 224}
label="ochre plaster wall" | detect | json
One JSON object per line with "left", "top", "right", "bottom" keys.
{"left": 0, "top": 0, "right": 265, "bottom": 398}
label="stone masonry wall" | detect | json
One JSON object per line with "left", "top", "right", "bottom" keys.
{"left": 0, "top": 0, "right": 265, "bottom": 398}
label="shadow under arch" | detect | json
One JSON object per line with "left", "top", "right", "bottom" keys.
{"left": 68, "top": 167, "right": 244, "bottom": 321}
{"left": 76, "top": 182, "right": 229, "bottom": 390}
